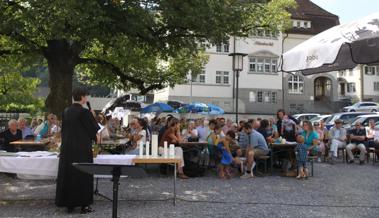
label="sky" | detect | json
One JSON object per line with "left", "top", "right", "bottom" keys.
{"left": 311, "top": 0, "right": 379, "bottom": 24}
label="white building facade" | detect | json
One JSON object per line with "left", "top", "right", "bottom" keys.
{"left": 154, "top": 0, "right": 379, "bottom": 114}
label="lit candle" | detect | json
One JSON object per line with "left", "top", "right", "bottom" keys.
{"left": 169, "top": 144, "right": 175, "bottom": 158}
{"left": 145, "top": 141, "right": 150, "bottom": 157}
{"left": 163, "top": 141, "right": 168, "bottom": 158}
{"left": 152, "top": 134, "right": 158, "bottom": 157}
{"left": 139, "top": 141, "right": 144, "bottom": 157}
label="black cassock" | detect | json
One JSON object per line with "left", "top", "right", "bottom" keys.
{"left": 55, "top": 103, "right": 99, "bottom": 207}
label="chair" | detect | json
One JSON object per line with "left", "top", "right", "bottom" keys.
{"left": 346, "top": 147, "right": 370, "bottom": 163}
{"left": 337, "top": 147, "right": 347, "bottom": 163}
{"left": 367, "top": 147, "right": 377, "bottom": 165}
{"left": 307, "top": 156, "right": 317, "bottom": 177}
{"left": 255, "top": 155, "right": 271, "bottom": 176}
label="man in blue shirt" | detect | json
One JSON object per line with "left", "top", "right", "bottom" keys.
{"left": 240, "top": 121, "right": 269, "bottom": 179}
{"left": 17, "top": 118, "right": 34, "bottom": 139}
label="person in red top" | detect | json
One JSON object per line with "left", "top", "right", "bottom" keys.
{"left": 159, "top": 118, "right": 189, "bottom": 179}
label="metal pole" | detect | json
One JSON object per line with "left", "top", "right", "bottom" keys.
{"left": 236, "top": 70, "right": 239, "bottom": 123}
{"left": 190, "top": 79, "right": 193, "bottom": 104}
{"left": 282, "top": 72, "right": 285, "bottom": 110}
{"left": 174, "top": 163, "right": 177, "bottom": 205}
{"left": 112, "top": 167, "right": 121, "bottom": 218}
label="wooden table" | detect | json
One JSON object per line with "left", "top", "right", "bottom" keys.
{"left": 270, "top": 143, "right": 297, "bottom": 174}
{"left": 10, "top": 140, "right": 50, "bottom": 151}
{"left": 133, "top": 156, "right": 181, "bottom": 205}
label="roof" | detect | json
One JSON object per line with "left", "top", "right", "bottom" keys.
{"left": 287, "top": 0, "right": 340, "bottom": 35}
{"left": 356, "top": 114, "right": 379, "bottom": 118}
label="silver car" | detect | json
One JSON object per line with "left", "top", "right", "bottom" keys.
{"left": 342, "top": 102, "right": 379, "bottom": 112}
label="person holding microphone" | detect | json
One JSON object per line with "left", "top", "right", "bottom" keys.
{"left": 55, "top": 87, "right": 99, "bottom": 214}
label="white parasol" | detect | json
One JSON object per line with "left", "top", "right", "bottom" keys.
{"left": 280, "top": 13, "right": 379, "bottom": 75}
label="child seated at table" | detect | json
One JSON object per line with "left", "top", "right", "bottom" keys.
{"left": 295, "top": 135, "right": 309, "bottom": 179}
{"left": 217, "top": 130, "right": 235, "bottom": 179}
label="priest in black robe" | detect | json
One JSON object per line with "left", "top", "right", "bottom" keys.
{"left": 55, "top": 87, "right": 99, "bottom": 214}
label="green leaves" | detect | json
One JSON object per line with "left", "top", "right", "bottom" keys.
{"left": 0, "top": 0, "right": 296, "bottom": 96}
{"left": 0, "top": 57, "right": 44, "bottom": 113}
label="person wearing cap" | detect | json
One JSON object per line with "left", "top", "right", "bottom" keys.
{"left": 328, "top": 119, "right": 347, "bottom": 163}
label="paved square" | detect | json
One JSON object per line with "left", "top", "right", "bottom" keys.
{"left": 1, "top": 162, "right": 379, "bottom": 218}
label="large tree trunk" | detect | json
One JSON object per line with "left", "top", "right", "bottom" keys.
{"left": 44, "top": 40, "right": 80, "bottom": 118}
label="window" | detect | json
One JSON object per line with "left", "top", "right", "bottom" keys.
{"left": 257, "top": 29, "right": 264, "bottom": 37}
{"left": 249, "top": 57, "right": 278, "bottom": 73}
{"left": 252, "top": 28, "right": 278, "bottom": 38}
{"left": 365, "top": 66, "right": 379, "bottom": 75}
{"left": 192, "top": 70, "right": 205, "bottom": 83}
{"left": 293, "top": 20, "right": 311, "bottom": 29}
{"left": 223, "top": 43, "right": 229, "bottom": 53}
{"left": 249, "top": 91, "right": 256, "bottom": 102}
{"left": 288, "top": 75, "right": 304, "bottom": 94}
{"left": 216, "top": 43, "right": 229, "bottom": 53}
{"left": 374, "top": 82, "right": 379, "bottom": 91}
{"left": 216, "top": 71, "right": 229, "bottom": 84}
{"left": 257, "top": 91, "right": 263, "bottom": 103}
{"left": 347, "top": 82, "right": 356, "bottom": 93}
{"left": 216, "top": 44, "right": 222, "bottom": 52}
{"left": 271, "top": 92, "right": 277, "bottom": 103}
{"left": 264, "top": 91, "right": 277, "bottom": 103}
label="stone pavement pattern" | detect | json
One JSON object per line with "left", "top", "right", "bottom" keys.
{"left": 0, "top": 162, "right": 379, "bottom": 218}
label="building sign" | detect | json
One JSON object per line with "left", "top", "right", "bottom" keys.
{"left": 254, "top": 41, "right": 274, "bottom": 46}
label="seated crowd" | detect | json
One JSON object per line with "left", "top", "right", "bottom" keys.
{"left": 0, "top": 114, "right": 61, "bottom": 152}
{"left": 2, "top": 109, "right": 379, "bottom": 180}
{"left": 94, "top": 109, "right": 379, "bottom": 179}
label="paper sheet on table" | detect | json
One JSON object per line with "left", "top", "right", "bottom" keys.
{"left": 98, "top": 124, "right": 105, "bottom": 133}
{"left": 16, "top": 151, "right": 58, "bottom": 157}
{"left": 374, "top": 130, "right": 379, "bottom": 141}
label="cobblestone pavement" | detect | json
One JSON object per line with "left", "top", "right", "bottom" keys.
{"left": 1, "top": 161, "right": 379, "bottom": 218}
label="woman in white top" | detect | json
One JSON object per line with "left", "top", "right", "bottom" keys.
{"left": 182, "top": 121, "right": 198, "bottom": 142}
{"left": 127, "top": 118, "right": 147, "bottom": 155}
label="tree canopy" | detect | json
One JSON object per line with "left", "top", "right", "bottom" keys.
{"left": 0, "top": 0, "right": 296, "bottom": 116}
{"left": 0, "top": 57, "right": 44, "bottom": 113}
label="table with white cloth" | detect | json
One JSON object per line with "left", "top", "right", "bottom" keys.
{"left": 0, "top": 152, "right": 136, "bottom": 177}
{"left": 0, "top": 152, "right": 180, "bottom": 204}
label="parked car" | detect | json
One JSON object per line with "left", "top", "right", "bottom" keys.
{"left": 325, "top": 112, "right": 376, "bottom": 130}
{"left": 346, "top": 114, "right": 379, "bottom": 129}
{"left": 102, "top": 95, "right": 146, "bottom": 114}
{"left": 166, "top": 100, "right": 185, "bottom": 110}
{"left": 342, "top": 102, "right": 379, "bottom": 112}
{"left": 309, "top": 115, "right": 332, "bottom": 125}
{"left": 292, "top": 113, "right": 320, "bottom": 122}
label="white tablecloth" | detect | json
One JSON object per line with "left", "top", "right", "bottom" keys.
{"left": 0, "top": 152, "right": 136, "bottom": 177}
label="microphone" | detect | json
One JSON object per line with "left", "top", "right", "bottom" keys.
{"left": 86, "top": 101, "right": 92, "bottom": 110}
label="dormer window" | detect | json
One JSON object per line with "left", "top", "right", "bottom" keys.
{"left": 293, "top": 20, "right": 312, "bottom": 29}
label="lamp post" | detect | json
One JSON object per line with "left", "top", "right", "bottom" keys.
{"left": 229, "top": 52, "right": 247, "bottom": 123}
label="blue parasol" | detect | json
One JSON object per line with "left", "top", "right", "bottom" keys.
{"left": 141, "top": 102, "right": 174, "bottom": 113}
